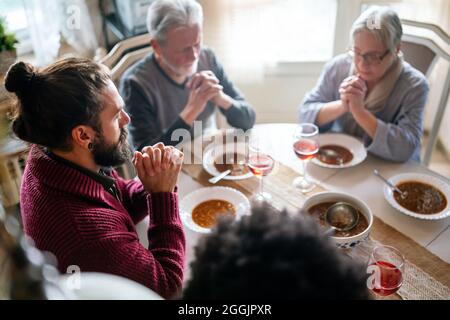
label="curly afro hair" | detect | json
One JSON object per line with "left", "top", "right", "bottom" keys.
{"left": 183, "top": 204, "right": 371, "bottom": 300}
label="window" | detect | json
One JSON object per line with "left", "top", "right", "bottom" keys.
{"left": 0, "top": 0, "right": 32, "bottom": 55}
{"left": 229, "top": 0, "right": 337, "bottom": 62}
{"left": 361, "top": 0, "right": 449, "bottom": 31}
{"left": 201, "top": 0, "right": 337, "bottom": 81}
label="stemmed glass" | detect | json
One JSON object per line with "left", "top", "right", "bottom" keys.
{"left": 367, "top": 245, "right": 404, "bottom": 298}
{"left": 246, "top": 141, "right": 275, "bottom": 204}
{"left": 292, "top": 123, "right": 319, "bottom": 192}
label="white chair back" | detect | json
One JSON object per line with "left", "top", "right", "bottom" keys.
{"left": 100, "top": 33, "right": 153, "bottom": 85}
{"left": 401, "top": 19, "right": 450, "bottom": 166}
{"left": 100, "top": 34, "right": 152, "bottom": 69}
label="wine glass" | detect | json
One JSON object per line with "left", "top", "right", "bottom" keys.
{"left": 246, "top": 143, "right": 275, "bottom": 204}
{"left": 367, "top": 245, "right": 404, "bottom": 298}
{"left": 292, "top": 123, "right": 319, "bottom": 192}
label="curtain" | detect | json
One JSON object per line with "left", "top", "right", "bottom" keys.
{"left": 24, "top": 0, "right": 61, "bottom": 66}
{"left": 59, "top": 0, "right": 98, "bottom": 57}
{"left": 24, "top": 0, "right": 98, "bottom": 66}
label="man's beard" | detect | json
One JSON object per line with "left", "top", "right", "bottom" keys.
{"left": 92, "top": 128, "right": 132, "bottom": 167}
{"left": 162, "top": 55, "right": 199, "bottom": 78}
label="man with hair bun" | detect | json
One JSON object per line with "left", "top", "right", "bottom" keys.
{"left": 5, "top": 58, "right": 186, "bottom": 299}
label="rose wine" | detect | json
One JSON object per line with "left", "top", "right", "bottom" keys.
{"left": 371, "top": 261, "right": 403, "bottom": 296}
{"left": 247, "top": 154, "right": 274, "bottom": 177}
{"left": 293, "top": 139, "right": 319, "bottom": 161}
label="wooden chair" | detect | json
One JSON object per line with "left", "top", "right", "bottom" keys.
{"left": 401, "top": 19, "right": 450, "bottom": 166}
{"left": 99, "top": 33, "right": 152, "bottom": 86}
{"left": 0, "top": 84, "right": 30, "bottom": 209}
{"left": 0, "top": 138, "right": 29, "bottom": 208}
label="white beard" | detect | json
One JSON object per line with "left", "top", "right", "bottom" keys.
{"left": 162, "top": 56, "right": 199, "bottom": 79}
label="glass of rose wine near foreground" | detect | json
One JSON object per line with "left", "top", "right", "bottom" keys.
{"left": 292, "top": 123, "right": 319, "bottom": 193}
{"left": 367, "top": 245, "right": 404, "bottom": 298}
{"left": 246, "top": 144, "right": 275, "bottom": 204}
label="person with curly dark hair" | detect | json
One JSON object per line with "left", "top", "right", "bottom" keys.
{"left": 183, "top": 204, "right": 371, "bottom": 300}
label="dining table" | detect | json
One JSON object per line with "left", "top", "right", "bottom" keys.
{"left": 135, "top": 123, "right": 450, "bottom": 300}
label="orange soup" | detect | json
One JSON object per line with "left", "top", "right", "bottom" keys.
{"left": 192, "top": 200, "right": 237, "bottom": 228}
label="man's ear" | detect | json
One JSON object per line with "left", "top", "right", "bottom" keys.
{"left": 151, "top": 39, "right": 162, "bottom": 57}
{"left": 71, "top": 125, "right": 95, "bottom": 150}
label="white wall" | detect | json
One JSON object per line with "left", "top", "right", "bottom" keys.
{"left": 231, "top": 63, "right": 325, "bottom": 124}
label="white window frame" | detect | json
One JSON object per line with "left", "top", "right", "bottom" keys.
{"left": 271, "top": 0, "right": 401, "bottom": 76}
{"left": 2, "top": 0, "right": 33, "bottom": 55}
{"left": 333, "top": 0, "right": 403, "bottom": 56}
{"left": 13, "top": 27, "right": 33, "bottom": 56}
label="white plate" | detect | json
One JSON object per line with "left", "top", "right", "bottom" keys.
{"left": 55, "top": 272, "right": 163, "bottom": 300}
{"left": 180, "top": 186, "right": 251, "bottom": 233}
{"left": 312, "top": 133, "right": 367, "bottom": 168}
{"left": 383, "top": 173, "right": 450, "bottom": 220}
{"left": 202, "top": 142, "right": 253, "bottom": 181}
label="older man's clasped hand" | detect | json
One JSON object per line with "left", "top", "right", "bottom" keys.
{"left": 180, "top": 70, "right": 234, "bottom": 125}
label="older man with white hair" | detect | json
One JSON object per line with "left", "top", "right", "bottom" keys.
{"left": 299, "top": 6, "right": 429, "bottom": 162}
{"left": 120, "top": 0, "right": 256, "bottom": 151}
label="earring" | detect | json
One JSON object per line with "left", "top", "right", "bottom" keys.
{"left": 88, "top": 143, "right": 93, "bottom": 150}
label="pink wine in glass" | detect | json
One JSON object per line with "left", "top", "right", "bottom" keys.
{"left": 247, "top": 154, "right": 274, "bottom": 177}
{"left": 293, "top": 138, "right": 319, "bottom": 161}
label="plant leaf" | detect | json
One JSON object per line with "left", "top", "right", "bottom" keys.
{"left": 0, "top": 17, "right": 18, "bottom": 52}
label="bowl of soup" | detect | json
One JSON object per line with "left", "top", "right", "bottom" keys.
{"left": 303, "top": 192, "right": 373, "bottom": 248}
{"left": 192, "top": 199, "right": 237, "bottom": 228}
{"left": 202, "top": 142, "right": 253, "bottom": 181}
{"left": 382, "top": 173, "right": 450, "bottom": 220}
{"left": 311, "top": 133, "right": 367, "bottom": 169}
{"left": 213, "top": 152, "right": 250, "bottom": 177}
{"left": 180, "top": 186, "right": 251, "bottom": 233}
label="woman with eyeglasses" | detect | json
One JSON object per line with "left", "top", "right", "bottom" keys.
{"left": 299, "top": 6, "right": 429, "bottom": 162}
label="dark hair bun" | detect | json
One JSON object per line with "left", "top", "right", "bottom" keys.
{"left": 4, "top": 61, "right": 37, "bottom": 94}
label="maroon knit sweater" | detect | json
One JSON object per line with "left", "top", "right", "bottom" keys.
{"left": 20, "top": 145, "right": 185, "bottom": 299}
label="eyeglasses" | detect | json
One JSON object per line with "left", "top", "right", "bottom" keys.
{"left": 348, "top": 48, "right": 391, "bottom": 66}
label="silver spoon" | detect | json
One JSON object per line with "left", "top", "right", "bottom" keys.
{"left": 208, "top": 170, "right": 232, "bottom": 184}
{"left": 373, "top": 169, "right": 408, "bottom": 199}
{"left": 323, "top": 202, "right": 359, "bottom": 236}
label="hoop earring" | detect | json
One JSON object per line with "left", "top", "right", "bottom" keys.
{"left": 88, "top": 143, "right": 93, "bottom": 150}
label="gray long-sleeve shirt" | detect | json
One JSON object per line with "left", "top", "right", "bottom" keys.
{"left": 120, "top": 47, "right": 256, "bottom": 151}
{"left": 299, "top": 54, "right": 429, "bottom": 162}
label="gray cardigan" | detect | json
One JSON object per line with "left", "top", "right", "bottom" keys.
{"left": 299, "top": 54, "right": 429, "bottom": 162}
{"left": 120, "top": 47, "right": 256, "bottom": 150}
